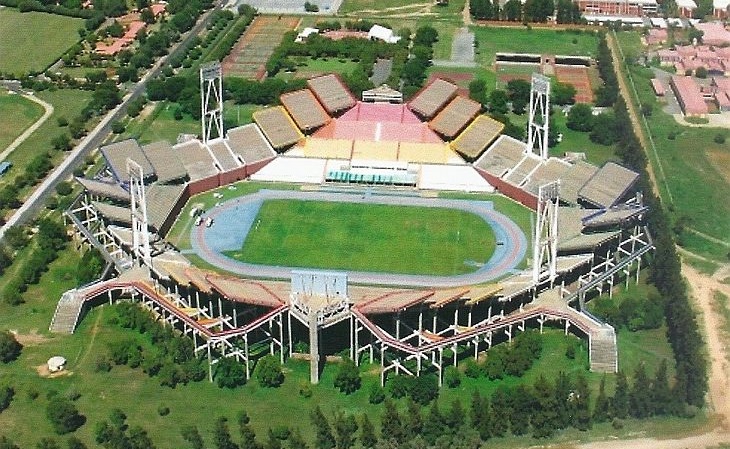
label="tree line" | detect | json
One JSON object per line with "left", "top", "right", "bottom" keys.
{"left": 595, "top": 31, "right": 707, "bottom": 407}
{"left": 470, "top": 0, "right": 583, "bottom": 24}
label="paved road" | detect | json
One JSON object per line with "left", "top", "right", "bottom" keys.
{"left": 0, "top": 7, "right": 217, "bottom": 241}
{"left": 0, "top": 92, "right": 54, "bottom": 161}
{"left": 190, "top": 190, "right": 528, "bottom": 287}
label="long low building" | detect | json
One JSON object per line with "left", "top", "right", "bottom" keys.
{"left": 670, "top": 75, "right": 708, "bottom": 117}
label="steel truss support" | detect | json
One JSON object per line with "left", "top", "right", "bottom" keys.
{"left": 200, "top": 62, "right": 224, "bottom": 144}
{"left": 533, "top": 181, "right": 560, "bottom": 284}
{"left": 527, "top": 73, "right": 551, "bottom": 160}
{"left": 127, "top": 159, "right": 151, "bottom": 267}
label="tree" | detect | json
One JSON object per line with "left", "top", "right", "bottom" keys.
{"left": 4, "top": 226, "right": 28, "bottom": 251}
{"left": 532, "top": 375, "right": 558, "bottom": 438}
{"left": 46, "top": 397, "right": 85, "bottom": 434}
{"left": 51, "top": 134, "right": 72, "bottom": 151}
{"left": 181, "top": 425, "right": 205, "bottom": 449}
{"left": 630, "top": 363, "right": 654, "bottom": 418}
{"left": 524, "top": 0, "right": 554, "bottom": 22}
{"left": 0, "top": 385, "right": 14, "bottom": 412}
{"left": 333, "top": 413, "right": 357, "bottom": 449}
{"left": 409, "top": 374, "right": 439, "bottom": 405}
{"left": 552, "top": 81, "right": 576, "bottom": 105}
{"left": 593, "top": 375, "right": 610, "bottom": 423}
{"left": 238, "top": 410, "right": 260, "bottom": 449}
{"left": 66, "top": 436, "right": 88, "bottom": 449}
{"left": 553, "top": 371, "right": 573, "bottom": 430}
{"left": 216, "top": 357, "right": 246, "bottom": 389}
{"left": 507, "top": 79, "right": 530, "bottom": 114}
{"left": 311, "top": 406, "right": 335, "bottom": 449}
{"left": 368, "top": 383, "right": 385, "bottom": 404}
{"left": 444, "top": 366, "right": 461, "bottom": 388}
{"left": 611, "top": 371, "right": 630, "bottom": 419}
{"left": 572, "top": 373, "right": 592, "bottom": 431}
{"left": 333, "top": 359, "right": 360, "bottom": 394}
{"left": 695, "top": 66, "right": 708, "bottom": 79}
{"left": 403, "top": 398, "right": 423, "bottom": 437}
{"left": 503, "top": 0, "right": 522, "bottom": 20}
{"left": 0, "top": 332, "right": 22, "bottom": 363}
{"left": 256, "top": 355, "right": 284, "bottom": 388}
{"left": 652, "top": 359, "right": 674, "bottom": 415}
{"left": 589, "top": 113, "right": 619, "bottom": 146}
{"left": 213, "top": 417, "right": 239, "bottom": 449}
{"left": 421, "top": 401, "right": 445, "bottom": 445}
{"left": 566, "top": 103, "right": 594, "bottom": 132}
{"left": 288, "top": 429, "right": 308, "bottom": 449}
{"left": 489, "top": 89, "right": 509, "bottom": 115}
{"left": 488, "top": 388, "right": 509, "bottom": 437}
{"left": 359, "top": 414, "right": 376, "bottom": 449}
{"left": 380, "top": 400, "right": 405, "bottom": 444}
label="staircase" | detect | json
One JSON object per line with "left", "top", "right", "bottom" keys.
{"left": 590, "top": 327, "right": 618, "bottom": 373}
{"left": 49, "top": 289, "right": 87, "bottom": 334}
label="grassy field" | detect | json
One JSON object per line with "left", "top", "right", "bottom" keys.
{"left": 615, "top": 31, "right": 730, "bottom": 260}
{"left": 472, "top": 27, "right": 599, "bottom": 67}
{"left": 276, "top": 57, "right": 360, "bottom": 81}
{"left": 0, "top": 8, "right": 83, "bottom": 75}
{"left": 0, "top": 91, "right": 44, "bottom": 151}
{"left": 0, "top": 89, "right": 91, "bottom": 193}
{"left": 227, "top": 199, "right": 497, "bottom": 275}
{"left": 713, "top": 291, "right": 730, "bottom": 364}
{"left": 123, "top": 101, "right": 263, "bottom": 145}
{"left": 340, "top": 0, "right": 433, "bottom": 14}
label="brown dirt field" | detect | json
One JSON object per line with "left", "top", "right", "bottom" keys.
{"left": 223, "top": 16, "right": 299, "bottom": 80}
{"left": 707, "top": 149, "right": 730, "bottom": 184}
{"left": 35, "top": 364, "right": 72, "bottom": 378}
{"left": 11, "top": 329, "right": 49, "bottom": 346}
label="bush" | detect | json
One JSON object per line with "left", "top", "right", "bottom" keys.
{"left": 714, "top": 133, "right": 726, "bottom": 144}
{"left": 55, "top": 182, "right": 73, "bottom": 196}
{"left": 463, "top": 359, "right": 482, "bottom": 378}
{"left": 94, "top": 355, "right": 112, "bottom": 373}
{"left": 46, "top": 397, "right": 85, "bottom": 434}
{"left": 368, "top": 383, "right": 385, "bottom": 404}
{"left": 0, "top": 385, "right": 14, "bottom": 412}
{"left": 215, "top": 357, "right": 246, "bottom": 389}
{"left": 299, "top": 382, "right": 313, "bottom": 398}
{"left": 157, "top": 405, "right": 170, "bottom": 416}
{"left": 256, "top": 355, "right": 284, "bottom": 388}
{"left": 443, "top": 366, "right": 461, "bottom": 388}
{"left": 111, "top": 121, "right": 125, "bottom": 134}
{"left": 333, "top": 358, "right": 361, "bottom": 394}
{"left": 0, "top": 332, "right": 22, "bottom": 363}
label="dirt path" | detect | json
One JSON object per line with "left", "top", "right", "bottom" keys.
{"left": 0, "top": 92, "right": 53, "bottom": 161}
{"left": 605, "top": 32, "right": 659, "bottom": 198}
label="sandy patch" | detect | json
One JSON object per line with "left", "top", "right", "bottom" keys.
{"left": 10, "top": 329, "right": 49, "bottom": 346}
{"left": 35, "top": 364, "right": 72, "bottom": 378}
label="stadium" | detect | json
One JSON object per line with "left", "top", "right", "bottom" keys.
{"left": 54, "top": 62, "right": 652, "bottom": 385}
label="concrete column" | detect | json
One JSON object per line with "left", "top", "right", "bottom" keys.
{"left": 308, "top": 311, "right": 319, "bottom": 384}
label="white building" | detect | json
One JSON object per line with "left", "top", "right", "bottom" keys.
{"left": 368, "top": 25, "right": 401, "bottom": 44}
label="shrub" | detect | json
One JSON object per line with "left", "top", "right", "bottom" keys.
{"left": 0, "top": 385, "right": 14, "bottom": 412}
{"left": 333, "top": 358, "right": 361, "bottom": 394}
{"left": 714, "top": 133, "right": 726, "bottom": 144}
{"left": 463, "top": 359, "right": 482, "bottom": 378}
{"left": 299, "top": 382, "right": 313, "bottom": 398}
{"left": 46, "top": 397, "right": 85, "bottom": 434}
{"left": 443, "top": 366, "right": 461, "bottom": 388}
{"left": 0, "top": 332, "right": 22, "bottom": 363}
{"left": 368, "top": 383, "right": 385, "bottom": 404}
{"left": 157, "top": 405, "right": 170, "bottom": 416}
{"left": 55, "top": 182, "right": 73, "bottom": 196}
{"left": 256, "top": 355, "right": 284, "bottom": 388}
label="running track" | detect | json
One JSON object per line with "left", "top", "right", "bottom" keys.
{"left": 190, "top": 190, "right": 528, "bottom": 288}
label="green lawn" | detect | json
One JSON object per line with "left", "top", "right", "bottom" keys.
{"left": 0, "top": 9, "right": 83, "bottom": 75}
{"left": 0, "top": 89, "right": 91, "bottom": 192}
{"left": 276, "top": 57, "right": 360, "bottom": 81}
{"left": 472, "top": 27, "right": 599, "bottom": 67}
{"left": 124, "top": 101, "right": 263, "bottom": 145}
{"left": 0, "top": 91, "right": 44, "bottom": 151}
{"left": 616, "top": 31, "right": 730, "bottom": 259}
{"left": 227, "top": 199, "right": 496, "bottom": 275}
{"left": 339, "top": 0, "right": 431, "bottom": 14}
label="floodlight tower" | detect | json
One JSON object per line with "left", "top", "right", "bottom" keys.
{"left": 532, "top": 181, "right": 560, "bottom": 284}
{"left": 527, "top": 73, "right": 551, "bottom": 160}
{"left": 128, "top": 159, "right": 152, "bottom": 267}
{"left": 200, "top": 61, "right": 224, "bottom": 144}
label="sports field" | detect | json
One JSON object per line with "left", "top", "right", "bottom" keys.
{"left": 0, "top": 9, "right": 84, "bottom": 75}
{"left": 226, "top": 199, "right": 496, "bottom": 275}
{"left": 0, "top": 91, "right": 44, "bottom": 150}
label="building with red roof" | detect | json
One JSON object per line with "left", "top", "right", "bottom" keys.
{"left": 670, "top": 75, "right": 708, "bottom": 117}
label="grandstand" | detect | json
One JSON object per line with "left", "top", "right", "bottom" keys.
{"left": 280, "top": 89, "right": 331, "bottom": 132}
{"left": 60, "top": 70, "right": 651, "bottom": 387}
{"left": 408, "top": 79, "right": 459, "bottom": 119}
{"left": 252, "top": 106, "right": 303, "bottom": 151}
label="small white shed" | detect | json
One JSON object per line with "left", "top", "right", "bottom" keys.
{"left": 47, "top": 356, "right": 66, "bottom": 373}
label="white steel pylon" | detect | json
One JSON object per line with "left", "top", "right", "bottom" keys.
{"left": 532, "top": 181, "right": 560, "bottom": 284}
{"left": 527, "top": 73, "right": 551, "bottom": 160}
{"left": 200, "top": 61, "right": 224, "bottom": 144}
{"left": 128, "top": 159, "right": 151, "bottom": 267}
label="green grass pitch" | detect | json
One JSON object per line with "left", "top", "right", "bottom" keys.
{"left": 226, "top": 199, "right": 496, "bottom": 275}
{"left": 0, "top": 9, "right": 84, "bottom": 75}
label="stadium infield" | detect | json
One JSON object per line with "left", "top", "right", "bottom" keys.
{"left": 225, "top": 199, "right": 497, "bottom": 276}
{"left": 189, "top": 190, "right": 528, "bottom": 287}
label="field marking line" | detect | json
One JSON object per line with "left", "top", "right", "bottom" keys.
{"left": 0, "top": 92, "right": 54, "bottom": 162}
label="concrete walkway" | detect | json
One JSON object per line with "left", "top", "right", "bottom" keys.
{"left": 0, "top": 91, "right": 54, "bottom": 161}
{"left": 190, "top": 190, "right": 528, "bottom": 288}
